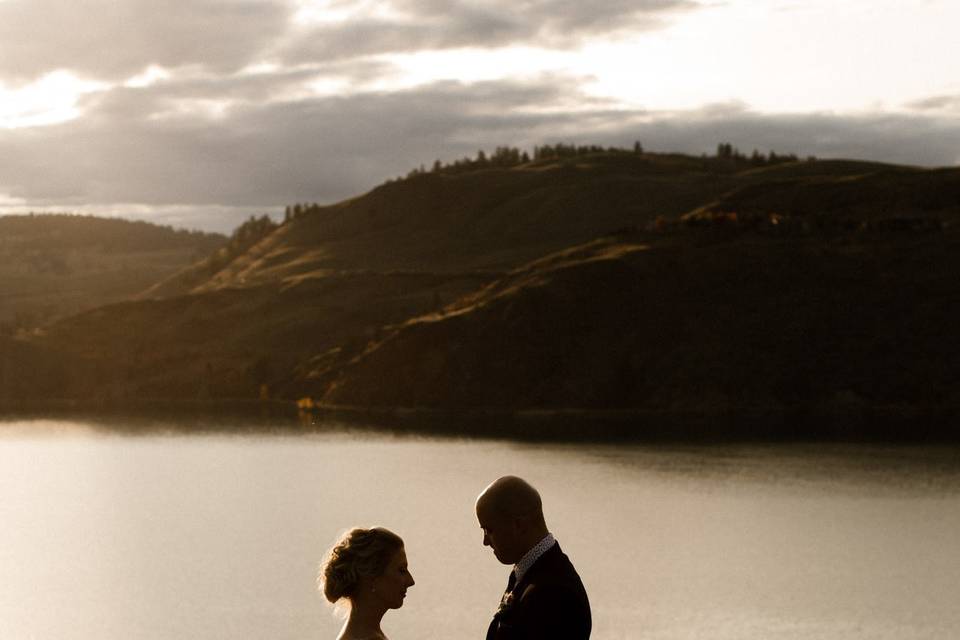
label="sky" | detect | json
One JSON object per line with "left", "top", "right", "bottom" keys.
{"left": 0, "top": 0, "right": 958, "bottom": 233}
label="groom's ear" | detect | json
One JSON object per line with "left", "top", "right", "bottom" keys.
{"left": 512, "top": 513, "right": 531, "bottom": 534}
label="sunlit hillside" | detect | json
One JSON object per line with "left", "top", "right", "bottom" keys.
{"left": 0, "top": 214, "right": 225, "bottom": 330}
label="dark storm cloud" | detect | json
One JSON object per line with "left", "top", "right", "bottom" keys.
{"left": 2, "top": 78, "right": 958, "bottom": 234}
{"left": 0, "top": 0, "right": 291, "bottom": 82}
{"left": 0, "top": 0, "right": 701, "bottom": 83}
{"left": 0, "top": 77, "right": 585, "bottom": 212}
{"left": 282, "top": 0, "right": 699, "bottom": 63}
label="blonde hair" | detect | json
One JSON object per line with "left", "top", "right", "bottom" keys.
{"left": 319, "top": 527, "right": 404, "bottom": 603}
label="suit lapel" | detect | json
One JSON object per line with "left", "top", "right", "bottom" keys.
{"left": 488, "top": 544, "right": 563, "bottom": 640}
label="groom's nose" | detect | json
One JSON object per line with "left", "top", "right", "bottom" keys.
{"left": 482, "top": 532, "right": 491, "bottom": 546}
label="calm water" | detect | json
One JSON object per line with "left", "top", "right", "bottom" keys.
{"left": 2, "top": 418, "right": 960, "bottom": 640}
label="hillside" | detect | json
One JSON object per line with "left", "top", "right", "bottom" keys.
{"left": 144, "top": 152, "right": 753, "bottom": 296}
{"left": 0, "top": 214, "right": 225, "bottom": 329}
{"left": 21, "top": 271, "right": 489, "bottom": 402}
{"left": 696, "top": 167, "right": 960, "bottom": 223}
{"left": 144, "top": 151, "right": 913, "bottom": 299}
{"left": 319, "top": 227, "right": 960, "bottom": 422}
{"left": 0, "top": 334, "right": 95, "bottom": 402}
{"left": 6, "top": 150, "right": 960, "bottom": 439}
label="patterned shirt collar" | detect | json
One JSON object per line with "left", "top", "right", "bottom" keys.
{"left": 513, "top": 533, "right": 556, "bottom": 585}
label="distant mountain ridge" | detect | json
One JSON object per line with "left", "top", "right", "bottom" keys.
{"left": 0, "top": 213, "right": 221, "bottom": 252}
{"left": 0, "top": 214, "right": 225, "bottom": 329}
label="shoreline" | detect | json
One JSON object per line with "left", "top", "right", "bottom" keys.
{"left": 0, "top": 398, "right": 958, "bottom": 443}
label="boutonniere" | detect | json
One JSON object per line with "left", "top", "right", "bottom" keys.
{"left": 496, "top": 591, "right": 516, "bottom": 618}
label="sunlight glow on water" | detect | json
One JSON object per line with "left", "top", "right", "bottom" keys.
{"left": 1, "top": 419, "right": 959, "bottom": 640}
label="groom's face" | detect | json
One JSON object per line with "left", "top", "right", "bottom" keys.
{"left": 476, "top": 503, "right": 522, "bottom": 564}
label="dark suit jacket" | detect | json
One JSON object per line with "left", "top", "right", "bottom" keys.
{"left": 486, "top": 543, "right": 591, "bottom": 640}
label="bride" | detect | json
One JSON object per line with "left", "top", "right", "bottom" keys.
{"left": 319, "top": 527, "right": 416, "bottom": 640}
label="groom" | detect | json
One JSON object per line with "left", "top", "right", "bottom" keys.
{"left": 476, "top": 476, "right": 591, "bottom": 640}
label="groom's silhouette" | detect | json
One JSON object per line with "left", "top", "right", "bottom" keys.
{"left": 476, "top": 476, "right": 591, "bottom": 640}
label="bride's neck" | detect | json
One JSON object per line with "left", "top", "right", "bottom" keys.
{"left": 339, "top": 599, "right": 388, "bottom": 640}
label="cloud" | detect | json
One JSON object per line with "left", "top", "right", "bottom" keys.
{"left": 0, "top": 0, "right": 701, "bottom": 85}
{"left": 0, "top": 0, "right": 955, "bottom": 233}
{"left": 0, "top": 0, "right": 292, "bottom": 82}
{"left": 2, "top": 74, "right": 958, "bottom": 233}
{"left": 906, "top": 94, "right": 960, "bottom": 113}
{"left": 282, "top": 0, "right": 699, "bottom": 63}
{"left": 0, "top": 76, "right": 586, "bottom": 212}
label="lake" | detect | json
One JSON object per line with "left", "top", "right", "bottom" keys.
{"left": 2, "top": 416, "right": 959, "bottom": 640}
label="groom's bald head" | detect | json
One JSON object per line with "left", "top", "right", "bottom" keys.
{"left": 477, "top": 476, "right": 544, "bottom": 522}
{"left": 475, "top": 476, "right": 548, "bottom": 564}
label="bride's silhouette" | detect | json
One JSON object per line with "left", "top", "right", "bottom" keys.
{"left": 319, "top": 527, "right": 415, "bottom": 640}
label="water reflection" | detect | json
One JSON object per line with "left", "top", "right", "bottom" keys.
{"left": 573, "top": 443, "right": 960, "bottom": 496}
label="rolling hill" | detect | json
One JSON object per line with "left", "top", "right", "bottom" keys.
{"left": 144, "top": 152, "right": 760, "bottom": 296}
{"left": 0, "top": 214, "right": 225, "bottom": 329}
{"left": 6, "top": 150, "right": 960, "bottom": 438}
{"left": 320, "top": 228, "right": 960, "bottom": 420}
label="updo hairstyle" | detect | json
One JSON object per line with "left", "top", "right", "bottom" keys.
{"left": 319, "top": 527, "right": 404, "bottom": 603}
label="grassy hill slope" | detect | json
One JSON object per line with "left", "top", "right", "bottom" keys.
{"left": 23, "top": 271, "right": 488, "bottom": 402}
{"left": 145, "top": 153, "right": 755, "bottom": 296}
{"left": 699, "top": 167, "right": 960, "bottom": 223}
{"left": 319, "top": 225, "right": 960, "bottom": 435}
{"left": 151, "top": 153, "right": 929, "bottom": 297}
{"left": 0, "top": 214, "right": 224, "bottom": 328}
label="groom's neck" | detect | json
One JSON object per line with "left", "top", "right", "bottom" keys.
{"left": 515, "top": 525, "right": 550, "bottom": 560}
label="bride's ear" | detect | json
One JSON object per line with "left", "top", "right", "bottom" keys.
{"left": 351, "top": 573, "right": 371, "bottom": 600}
